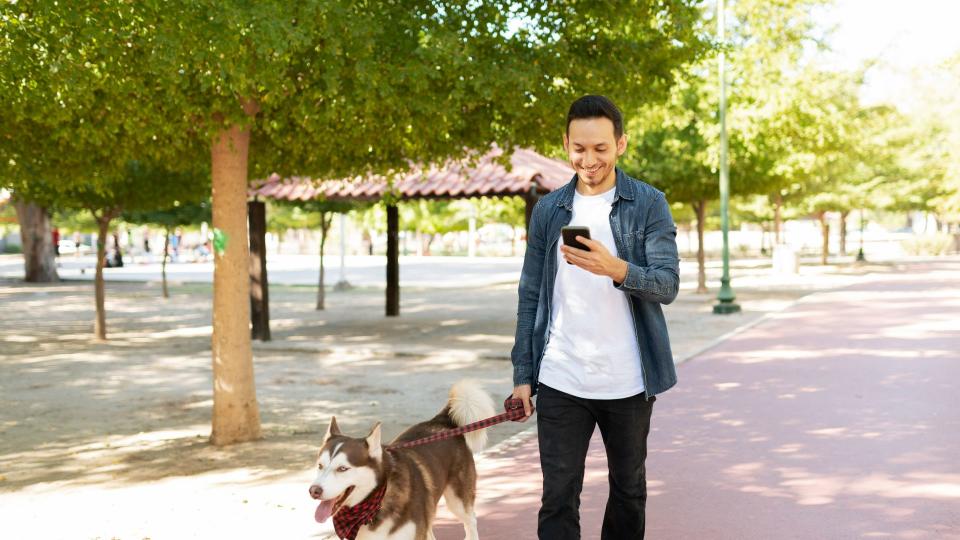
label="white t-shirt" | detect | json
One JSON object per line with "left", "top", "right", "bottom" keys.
{"left": 538, "top": 186, "right": 645, "bottom": 399}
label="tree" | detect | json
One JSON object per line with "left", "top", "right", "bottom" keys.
{"left": 2, "top": 0, "right": 709, "bottom": 445}
{"left": 474, "top": 196, "right": 526, "bottom": 255}
{"left": 313, "top": 201, "right": 365, "bottom": 310}
{"left": 11, "top": 198, "right": 59, "bottom": 282}
{"left": 624, "top": 0, "right": 831, "bottom": 290}
{"left": 625, "top": 76, "right": 717, "bottom": 293}
{"left": 271, "top": 198, "right": 365, "bottom": 310}
{"left": 724, "top": 0, "right": 834, "bottom": 242}
{"left": 791, "top": 104, "right": 856, "bottom": 263}
{"left": 786, "top": 72, "right": 908, "bottom": 265}
{"left": 11, "top": 163, "right": 209, "bottom": 339}
{"left": 895, "top": 54, "right": 960, "bottom": 230}
{"left": 124, "top": 200, "right": 212, "bottom": 298}
{"left": 400, "top": 200, "right": 469, "bottom": 255}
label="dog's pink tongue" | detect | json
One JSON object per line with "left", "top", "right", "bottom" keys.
{"left": 315, "top": 500, "right": 335, "bottom": 523}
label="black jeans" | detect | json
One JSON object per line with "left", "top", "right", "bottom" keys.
{"left": 536, "top": 384, "right": 656, "bottom": 540}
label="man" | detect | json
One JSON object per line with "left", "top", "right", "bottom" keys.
{"left": 510, "top": 95, "right": 680, "bottom": 539}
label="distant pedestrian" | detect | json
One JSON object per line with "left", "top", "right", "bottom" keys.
{"left": 363, "top": 230, "right": 373, "bottom": 256}
{"left": 170, "top": 228, "right": 182, "bottom": 262}
{"left": 110, "top": 233, "right": 124, "bottom": 268}
{"left": 510, "top": 95, "right": 681, "bottom": 540}
{"left": 52, "top": 227, "right": 60, "bottom": 257}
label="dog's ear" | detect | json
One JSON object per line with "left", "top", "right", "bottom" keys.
{"left": 365, "top": 422, "right": 382, "bottom": 461}
{"left": 323, "top": 416, "right": 342, "bottom": 444}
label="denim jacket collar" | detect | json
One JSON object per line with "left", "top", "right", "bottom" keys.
{"left": 555, "top": 167, "right": 636, "bottom": 210}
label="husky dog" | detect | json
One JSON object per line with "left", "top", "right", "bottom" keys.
{"left": 309, "top": 380, "right": 496, "bottom": 540}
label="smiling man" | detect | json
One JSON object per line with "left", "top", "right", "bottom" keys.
{"left": 510, "top": 95, "right": 681, "bottom": 539}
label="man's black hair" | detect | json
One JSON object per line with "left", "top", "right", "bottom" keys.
{"left": 566, "top": 95, "right": 624, "bottom": 139}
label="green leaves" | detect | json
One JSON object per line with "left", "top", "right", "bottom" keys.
{"left": 3, "top": 1, "right": 709, "bottom": 192}
{"left": 123, "top": 198, "right": 212, "bottom": 229}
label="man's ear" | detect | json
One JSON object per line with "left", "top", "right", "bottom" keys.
{"left": 617, "top": 133, "right": 628, "bottom": 157}
{"left": 562, "top": 132, "right": 569, "bottom": 152}
{"left": 323, "top": 416, "right": 341, "bottom": 444}
{"left": 365, "top": 422, "right": 382, "bottom": 461}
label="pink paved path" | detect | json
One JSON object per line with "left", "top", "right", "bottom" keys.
{"left": 436, "top": 261, "right": 960, "bottom": 539}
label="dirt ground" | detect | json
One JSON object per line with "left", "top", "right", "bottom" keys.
{"left": 0, "top": 259, "right": 900, "bottom": 539}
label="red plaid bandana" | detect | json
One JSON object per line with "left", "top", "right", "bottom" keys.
{"left": 333, "top": 483, "right": 388, "bottom": 540}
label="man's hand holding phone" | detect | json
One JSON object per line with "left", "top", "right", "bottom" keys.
{"left": 560, "top": 226, "right": 629, "bottom": 283}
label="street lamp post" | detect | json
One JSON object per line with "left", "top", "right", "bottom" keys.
{"left": 714, "top": 0, "right": 741, "bottom": 315}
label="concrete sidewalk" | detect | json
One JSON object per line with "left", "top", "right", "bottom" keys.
{"left": 438, "top": 260, "right": 960, "bottom": 539}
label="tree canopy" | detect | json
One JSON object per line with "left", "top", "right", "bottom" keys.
{"left": 1, "top": 0, "right": 711, "bottom": 187}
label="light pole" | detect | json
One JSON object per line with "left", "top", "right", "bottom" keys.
{"left": 334, "top": 213, "right": 352, "bottom": 291}
{"left": 714, "top": 0, "right": 741, "bottom": 315}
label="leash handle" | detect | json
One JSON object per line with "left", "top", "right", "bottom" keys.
{"left": 504, "top": 395, "right": 534, "bottom": 420}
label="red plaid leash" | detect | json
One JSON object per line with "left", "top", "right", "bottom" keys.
{"left": 386, "top": 396, "right": 530, "bottom": 451}
{"left": 333, "top": 483, "right": 388, "bottom": 540}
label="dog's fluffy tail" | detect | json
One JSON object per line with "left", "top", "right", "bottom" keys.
{"left": 447, "top": 379, "right": 497, "bottom": 453}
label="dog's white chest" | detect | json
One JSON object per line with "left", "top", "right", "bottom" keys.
{"left": 355, "top": 519, "right": 417, "bottom": 540}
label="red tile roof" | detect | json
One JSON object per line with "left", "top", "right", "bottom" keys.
{"left": 250, "top": 147, "right": 573, "bottom": 201}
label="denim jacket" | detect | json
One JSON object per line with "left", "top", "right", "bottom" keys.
{"left": 511, "top": 168, "right": 680, "bottom": 399}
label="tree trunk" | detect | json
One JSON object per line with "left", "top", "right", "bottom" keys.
{"left": 773, "top": 193, "right": 783, "bottom": 245}
{"left": 162, "top": 227, "right": 170, "bottom": 298}
{"left": 13, "top": 200, "right": 59, "bottom": 282}
{"left": 760, "top": 222, "right": 768, "bottom": 255}
{"left": 248, "top": 200, "right": 270, "bottom": 341}
{"left": 693, "top": 200, "right": 708, "bottom": 294}
{"left": 316, "top": 212, "right": 331, "bottom": 310}
{"left": 858, "top": 208, "right": 867, "bottom": 260}
{"left": 818, "top": 211, "right": 830, "bottom": 265}
{"left": 386, "top": 204, "right": 400, "bottom": 316}
{"left": 112, "top": 232, "right": 124, "bottom": 267}
{"left": 424, "top": 234, "right": 434, "bottom": 256}
{"left": 209, "top": 104, "right": 261, "bottom": 446}
{"left": 839, "top": 210, "right": 849, "bottom": 256}
{"left": 94, "top": 214, "right": 113, "bottom": 341}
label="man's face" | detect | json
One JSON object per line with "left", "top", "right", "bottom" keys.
{"left": 563, "top": 117, "right": 627, "bottom": 188}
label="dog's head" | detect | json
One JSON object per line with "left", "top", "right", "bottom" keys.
{"left": 308, "top": 416, "right": 383, "bottom": 523}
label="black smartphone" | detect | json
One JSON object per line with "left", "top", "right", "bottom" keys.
{"left": 561, "top": 226, "right": 591, "bottom": 252}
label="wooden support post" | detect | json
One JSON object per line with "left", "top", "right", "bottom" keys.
{"left": 524, "top": 186, "right": 540, "bottom": 232}
{"left": 386, "top": 203, "right": 400, "bottom": 317}
{"left": 248, "top": 200, "right": 271, "bottom": 341}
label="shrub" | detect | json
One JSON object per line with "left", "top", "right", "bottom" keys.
{"left": 901, "top": 233, "right": 955, "bottom": 256}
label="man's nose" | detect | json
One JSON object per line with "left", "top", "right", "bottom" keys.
{"left": 309, "top": 485, "right": 323, "bottom": 499}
